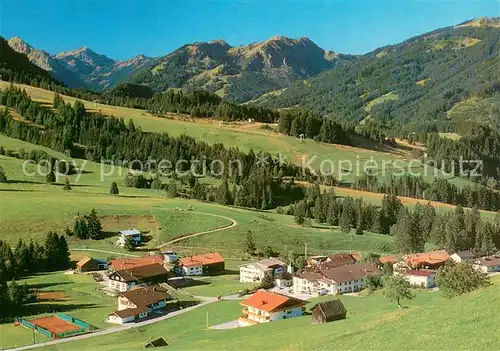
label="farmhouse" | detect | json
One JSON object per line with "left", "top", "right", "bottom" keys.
{"left": 109, "top": 255, "right": 165, "bottom": 271}
{"left": 162, "top": 250, "right": 178, "bottom": 263}
{"left": 176, "top": 252, "right": 225, "bottom": 276}
{"left": 306, "top": 252, "right": 359, "bottom": 269}
{"left": 239, "top": 257, "right": 286, "bottom": 283}
{"left": 400, "top": 269, "right": 436, "bottom": 288}
{"left": 108, "top": 285, "right": 173, "bottom": 324}
{"left": 293, "top": 263, "right": 381, "bottom": 295}
{"left": 116, "top": 228, "right": 142, "bottom": 247}
{"left": 108, "top": 263, "right": 170, "bottom": 292}
{"left": 404, "top": 250, "right": 450, "bottom": 269}
{"left": 75, "top": 256, "right": 108, "bottom": 272}
{"left": 473, "top": 256, "right": 500, "bottom": 273}
{"left": 311, "top": 299, "right": 347, "bottom": 324}
{"left": 238, "top": 290, "right": 306, "bottom": 326}
{"left": 450, "top": 250, "right": 477, "bottom": 263}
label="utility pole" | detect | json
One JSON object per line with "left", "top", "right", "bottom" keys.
{"left": 304, "top": 243, "right": 308, "bottom": 260}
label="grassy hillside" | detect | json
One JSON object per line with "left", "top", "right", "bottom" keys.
{"left": 261, "top": 23, "right": 500, "bottom": 131}
{"left": 0, "top": 81, "right": 479, "bottom": 188}
{"left": 0, "top": 134, "right": 394, "bottom": 257}
{"left": 37, "top": 276, "right": 500, "bottom": 351}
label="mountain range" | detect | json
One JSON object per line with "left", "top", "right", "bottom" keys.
{"left": 4, "top": 17, "right": 500, "bottom": 129}
{"left": 8, "top": 37, "right": 157, "bottom": 91}
{"left": 7, "top": 35, "right": 349, "bottom": 102}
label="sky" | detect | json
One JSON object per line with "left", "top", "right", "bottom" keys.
{"left": 1, "top": 0, "right": 499, "bottom": 60}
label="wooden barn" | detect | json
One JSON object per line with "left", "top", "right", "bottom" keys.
{"left": 311, "top": 300, "right": 347, "bottom": 324}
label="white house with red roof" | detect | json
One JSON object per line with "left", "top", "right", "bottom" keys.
{"left": 175, "top": 252, "right": 225, "bottom": 276}
{"left": 400, "top": 269, "right": 436, "bottom": 288}
{"left": 238, "top": 290, "right": 306, "bottom": 326}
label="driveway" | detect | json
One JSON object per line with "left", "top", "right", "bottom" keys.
{"left": 209, "top": 320, "right": 240, "bottom": 330}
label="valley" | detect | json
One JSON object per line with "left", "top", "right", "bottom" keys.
{"left": 1, "top": 10, "right": 500, "bottom": 351}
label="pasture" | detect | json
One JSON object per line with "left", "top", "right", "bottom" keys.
{"left": 0, "top": 272, "right": 116, "bottom": 349}
{"left": 0, "top": 81, "right": 453, "bottom": 185}
{"left": 37, "top": 276, "right": 500, "bottom": 351}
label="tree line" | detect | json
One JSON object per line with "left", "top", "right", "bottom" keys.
{"left": 352, "top": 173, "right": 500, "bottom": 212}
{"left": 285, "top": 184, "right": 500, "bottom": 254}
{"left": 0, "top": 233, "right": 70, "bottom": 318}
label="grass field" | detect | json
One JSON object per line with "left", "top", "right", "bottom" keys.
{"left": 0, "top": 271, "right": 116, "bottom": 349}
{"left": 0, "top": 81, "right": 457, "bottom": 185}
{"left": 36, "top": 276, "right": 500, "bottom": 351}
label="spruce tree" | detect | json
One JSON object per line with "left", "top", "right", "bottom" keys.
{"left": 110, "top": 181, "right": 119, "bottom": 195}
{"left": 87, "top": 208, "right": 102, "bottom": 240}
{"left": 63, "top": 177, "right": 72, "bottom": 191}
{"left": 46, "top": 170, "right": 56, "bottom": 183}
{"left": 124, "top": 236, "right": 135, "bottom": 251}
{"left": 0, "top": 165, "right": 7, "bottom": 182}
{"left": 246, "top": 230, "right": 256, "bottom": 256}
{"left": 167, "top": 180, "right": 178, "bottom": 198}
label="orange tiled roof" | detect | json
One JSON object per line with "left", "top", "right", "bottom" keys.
{"left": 241, "top": 290, "right": 305, "bottom": 313}
{"left": 110, "top": 255, "right": 164, "bottom": 271}
{"left": 379, "top": 255, "right": 398, "bottom": 264}
{"left": 179, "top": 252, "right": 224, "bottom": 268}
{"left": 76, "top": 256, "right": 93, "bottom": 267}
{"left": 404, "top": 250, "right": 449, "bottom": 267}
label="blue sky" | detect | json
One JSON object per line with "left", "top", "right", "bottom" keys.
{"left": 1, "top": 0, "right": 499, "bottom": 60}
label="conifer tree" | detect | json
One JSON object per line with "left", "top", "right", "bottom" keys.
{"left": 110, "top": 181, "right": 119, "bottom": 195}
{"left": 63, "top": 177, "right": 72, "bottom": 191}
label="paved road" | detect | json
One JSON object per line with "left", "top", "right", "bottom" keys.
{"left": 8, "top": 298, "right": 217, "bottom": 351}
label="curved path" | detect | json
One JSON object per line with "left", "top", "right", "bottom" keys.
{"left": 155, "top": 210, "right": 238, "bottom": 249}
{"left": 70, "top": 210, "right": 237, "bottom": 255}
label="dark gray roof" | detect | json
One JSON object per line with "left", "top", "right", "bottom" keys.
{"left": 311, "top": 299, "right": 347, "bottom": 317}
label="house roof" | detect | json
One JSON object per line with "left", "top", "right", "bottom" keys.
{"left": 145, "top": 337, "right": 168, "bottom": 348}
{"left": 120, "top": 229, "right": 141, "bottom": 236}
{"left": 243, "top": 257, "right": 286, "bottom": 271}
{"left": 112, "top": 263, "right": 169, "bottom": 283}
{"left": 311, "top": 299, "right": 347, "bottom": 318}
{"left": 405, "top": 250, "right": 449, "bottom": 267}
{"left": 453, "top": 250, "right": 476, "bottom": 259}
{"left": 379, "top": 255, "right": 398, "bottom": 264}
{"left": 110, "top": 255, "right": 164, "bottom": 271}
{"left": 179, "top": 252, "right": 224, "bottom": 268}
{"left": 320, "top": 263, "right": 381, "bottom": 283}
{"left": 294, "top": 271, "right": 325, "bottom": 282}
{"left": 76, "top": 256, "right": 93, "bottom": 267}
{"left": 241, "top": 290, "right": 306, "bottom": 313}
{"left": 121, "top": 285, "right": 172, "bottom": 308}
{"left": 109, "top": 306, "right": 148, "bottom": 318}
{"left": 405, "top": 269, "right": 436, "bottom": 277}
{"left": 322, "top": 253, "right": 358, "bottom": 269}
{"left": 476, "top": 256, "right": 500, "bottom": 267}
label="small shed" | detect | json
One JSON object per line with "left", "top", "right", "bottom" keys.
{"left": 144, "top": 337, "right": 168, "bottom": 348}
{"left": 311, "top": 299, "right": 347, "bottom": 324}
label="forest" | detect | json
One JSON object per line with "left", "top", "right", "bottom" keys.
{"left": 261, "top": 26, "right": 500, "bottom": 132}
{"left": 285, "top": 186, "right": 500, "bottom": 255}
{"left": 352, "top": 173, "right": 500, "bottom": 212}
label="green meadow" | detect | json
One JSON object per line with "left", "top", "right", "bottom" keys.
{"left": 0, "top": 81, "right": 469, "bottom": 185}
{"left": 36, "top": 276, "right": 500, "bottom": 351}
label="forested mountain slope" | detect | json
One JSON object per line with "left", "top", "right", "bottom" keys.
{"left": 259, "top": 18, "right": 500, "bottom": 132}
{"left": 0, "top": 37, "right": 59, "bottom": 87}
{"left": 8, "top": 37, "right": 157, "bottom": 90}
{"left": 131, "top": 36, "right": 352, "bottom": 103}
